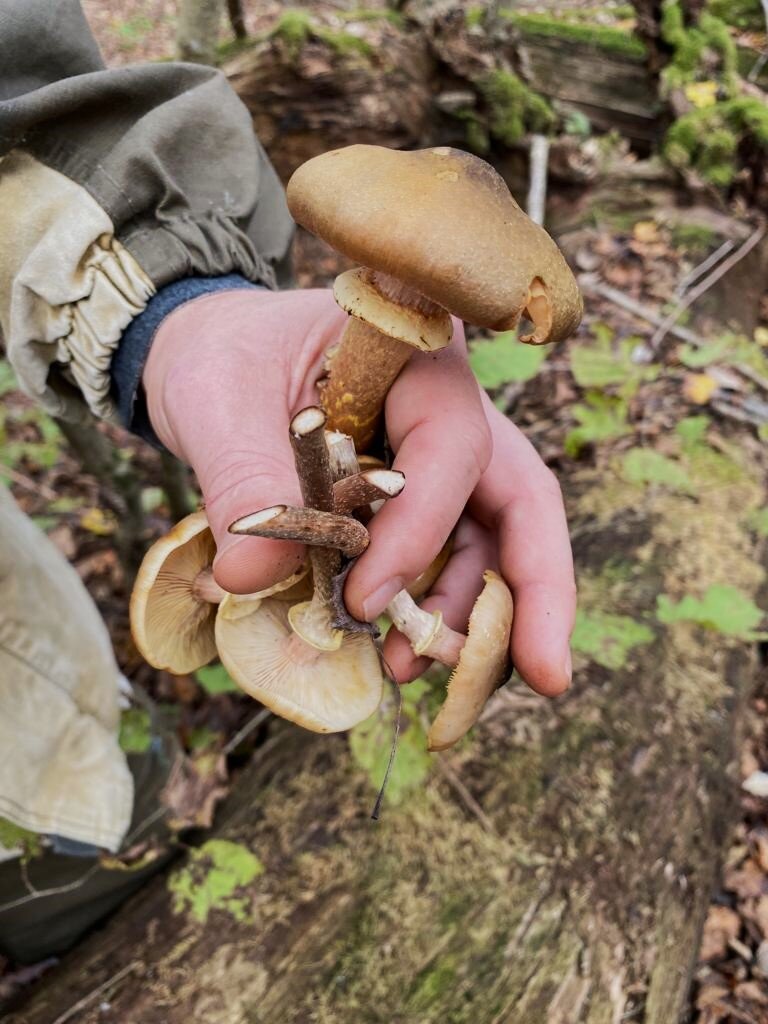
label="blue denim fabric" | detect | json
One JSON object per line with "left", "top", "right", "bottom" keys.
{"left": 110, "top": 274, "right": 264, "bottom": 447}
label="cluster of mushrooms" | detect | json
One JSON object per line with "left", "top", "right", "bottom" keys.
{"left": 131, "top": 145, "right": 581, "bottom": 752}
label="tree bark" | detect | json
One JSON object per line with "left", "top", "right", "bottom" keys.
{"left": 9, "top": 440, "right": 764, "bottom": 1023}
{"left": 176, "top": 0, "right": 223, "bottom": 65}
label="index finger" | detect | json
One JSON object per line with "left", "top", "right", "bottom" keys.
{"left": 470, "top": 395, "right": 576, "bottom": 696}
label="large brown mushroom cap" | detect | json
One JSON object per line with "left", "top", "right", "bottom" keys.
{"left": 130, "top": 510, "right": 218, "bottom": 674}
{"left": 287, "top": 145, "right": 582, "bottom": 344}
{"left": 427, "top": 570, "right": 513, "bottom": 752}
{"left": 216, "top": 598, "right": 383, "bottom": 733}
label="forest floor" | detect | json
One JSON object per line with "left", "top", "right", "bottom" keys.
{"left": 1, "top": 3, "right": 768, "bottom": 1022}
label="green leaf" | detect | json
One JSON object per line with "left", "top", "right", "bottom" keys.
{"left": 468, "top": 332, "right": 548, "bottom": 388}
{"left": 621, "top": 448, "right": 694, "bottom": 493}
{"left": 141, "top": 486, "right": 165, "bottom": 513}
{"left": 349, "top": 687, "right": 431, "bottom": 805}
{"left": 0, "top": 817, "right": 42, "bottom": 858}
{"left": 657, "top": 584, "right": 766, "bottom": 639}
{"left": 119, "top": 708, "right": 152, "bottom": 753}
{"left": 565, "top": 392, "right": 630, "bottom": 456}
{"left": 570, "top": 327, "right": 658, "bottom": 395}
{"left": 678, "top": 336, "right": 734, "bottom": 368}
{"left": 675, "top": 415, "right": 710, "bottom": 449}
{"left": 195, "top": 663, "right": 240, "bottom": 695}
{"left": 168, "top": 839, "right": 263, "bottom": 924}
{"left": 571, "top": 610, "right": 654, "bottom": 670}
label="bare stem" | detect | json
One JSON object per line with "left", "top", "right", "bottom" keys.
{"left": 333, "top": 469, "right": 405, "bottom": 515}
{"left": 230, "top": 505, "right": 369, "bottom": 558}
{"left": 387, "top": 590, "right": 465, "bottom": 665}
{"left": 326, "top": 431, "right": 359, "bottom": 482}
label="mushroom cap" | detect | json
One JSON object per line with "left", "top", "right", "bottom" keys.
{"left": 130, "top": 510, "right": 218, "bottom": 674}
{"left": 216, "top": 598, "right": 383, "bottom": 733}
{"left": 218, "top": 565, "right": 312, "bottom": 622}
{"left": 287, "top": 145, "right": 582, "bottom": 343}
{"left": 334, "top": 267, "right": 453, "bottom": 352}
{"left": 427, "top": 570, "right": 513, "bottom": 752}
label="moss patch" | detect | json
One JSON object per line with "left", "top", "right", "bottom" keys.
{"left": 480, "top": 68, "right": 555, "bottom": 145}
{"left": 269, "top": 9, "right": 373, "bottom": 61}
{"left": 504, "top": 11, "right": 646, "bottom": 60}
{"left": 168, "top": 839, "right": 263, "bottom": 923}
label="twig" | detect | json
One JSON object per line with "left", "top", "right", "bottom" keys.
{"left": 223, "top": 707, "right": 272, "bottom": 755}
{"left": 51, "top": 961, "right": 140, "bottom": 1024}
{"left": 673, "top": 239, "right": 734, "bottom": 298}
{"left": 526, "top": 134, "right": 550, "bottom": 226}
{"left": 579, "top": 274, "right": 768, "bottom": 395}
{"left": 230, "top": 504, "right": 369, "bottom": 557}
{"left": 333, "top": 469, "right": 405, "bottom": 514}
{"left": 649, "top": 221, "right": 766, "bottom": 352}
{"left": 290, "top": 406, "right": 335, "bottom": 513}
{"left": 435, "top": 755, "right": 499, "bottom": 835}
{"left": 0, "top": 463, "right": 57, "bottom": 502}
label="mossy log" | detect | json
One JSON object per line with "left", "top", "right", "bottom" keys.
{"left": 10, "top": 441, "right": 765, "bottom": 1023}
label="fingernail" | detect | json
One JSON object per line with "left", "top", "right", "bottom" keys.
{"left": 563, "top": 646, "right": 573, "bottom": 687}
{"left": 362, "top": 577, "right": 405, "bottom": 621}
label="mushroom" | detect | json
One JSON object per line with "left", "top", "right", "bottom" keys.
{"left": 215, "top": 598, "right": 383, "bottom": 733}
{"left": 386, "top": 571, "right": 514, "bottom": 751}
{"left": 287, "top": 144, "right": 583, "bottom": 449}
{"left": 130, "top": 510, "right": 223, "bottom": 674}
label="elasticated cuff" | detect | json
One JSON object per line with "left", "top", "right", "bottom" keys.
{"left": 110, "top": 274, "right": 263, "bottom": 447}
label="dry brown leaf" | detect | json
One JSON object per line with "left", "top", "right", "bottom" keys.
{"left": 684, "top": 372, "right": 718, "bottom": 405}
{"left": 161, "top": 751, "right": 229, "bottom": 831}
{"left": 734, "top": 981, "right": 768, "bottom": 1006}
{"left": 726, "top": 859, "right": 768, "bottom": 901}
{"left": 749, "top": 828, "right": 768, "bottom": 874}
{"left": 700, "top": 905, "right": 742, "bottom": 961}
{"left": 753, "top": 895, "right": 768, "bottom": 938}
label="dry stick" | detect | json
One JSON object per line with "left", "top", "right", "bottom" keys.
{"left": 160, "top": 450, "right": 193, "bottom": 523}
{"left": 231, "top": 504, "right": 369, "bottom": 558}
{"left": 526, "top": 134, "right": 550, "bottom": 227}
{"left": 673, "top": 238, "right": 735, "bottom": 299}
{"left": 649, "top": 221, "right": 767, "bottom": 352}
{"left": 333, "top": 469, "right": 405, "bottom": 515}
{"left": 51, "top": 961, "right": 141, "bottom": 1024}
{"left": 579, "top": 275, "right": 768, "bottom": 395}
{"left": 289, "top": 407, "right": 344, "bottom": 646}
{"left": 0, "top": 463, "right": 57, "bottom": 502}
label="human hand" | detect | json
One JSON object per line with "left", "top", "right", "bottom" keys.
{"left": 143, "top": 287, "right": 575, "bottom": 696}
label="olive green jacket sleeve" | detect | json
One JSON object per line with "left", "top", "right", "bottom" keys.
{"left": 0, "top": 0, "right": 293, "bottom": 420}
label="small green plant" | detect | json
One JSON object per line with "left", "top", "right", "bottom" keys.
{"left": 570, "top": 323, "right": 658, "bottom": 396}
{"left": 270, "top": 8, "right": 373, "bottom": 60}
{"left": 565, "top": 392, "right": 631, "bottom": 456}
{"left": 657, "top": 584, "right": 766, "bottom": 640}
{"left": 349, "top": 678, "right": 432, "bottom": 804}
{"left": 571, "top": 609, "right": 654, "bottom": 669}
{"left": 621, "top": 447, "right": 694, "bottom": 494}
{"left": 195, "top": 663, "right": 240, "bottom": 696}
{"left": 119, "top": 708, "right": 153, "bottom": 754}
{"left": 0, "top": 818, "right": 42, "bottom": 859}
{"left": 468, "top": 332, "right": 549, "bottom": 388}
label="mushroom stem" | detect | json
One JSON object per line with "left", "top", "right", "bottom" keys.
{"left": 321, "top": 316, "right": 412, "bottom": 451}
{"left": 333, "top": 469, "right": 405, "bottom": 515}
{"left": 386, "top": 590, "right": 465, "bottom": 665}
{"left": 286, "top": 406, "right": 348, "bottom": 650}
{"left": 230, "top": 504, "right": 369, "bottom": 558}
{"left": 191, "top": 568, "right": 227, "bottom": 604}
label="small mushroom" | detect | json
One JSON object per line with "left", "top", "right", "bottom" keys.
{"left": 386, "top": 571, "right": 514, "bottom": 751}
{"left": 130, "top": 510, "right": 223, "bottom": 674}
{"left": 287, "top": 144, "right": 583, "bottom": 449}
{"left": 215, "top": 598, "right": 383, "bottom": 733}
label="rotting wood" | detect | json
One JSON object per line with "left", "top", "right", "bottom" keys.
{"left": 9, "top": 431, "right": 765, "bottom": 1023}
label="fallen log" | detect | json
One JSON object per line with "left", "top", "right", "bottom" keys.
{"left": 9, "top": 431, "right": 765, "bottom": 1022}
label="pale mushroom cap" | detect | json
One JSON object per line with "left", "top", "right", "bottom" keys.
{"left": 130, "top": 510, "right": 218, "bottom": 674}
{"left": 427, "top": 570, "right": 513, "bottom": 752}
{"left": 287, "top": 145, "right": 582, "bottom": 343}
{"left": 216, "top": 598, "right": 383, "bottom": 733}
{"left": 218, "top": 565, "right": 312, "bottom": 622}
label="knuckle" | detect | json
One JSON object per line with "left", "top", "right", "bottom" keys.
{"left": 460, "top": 414, "right": 493, "bottom": 476}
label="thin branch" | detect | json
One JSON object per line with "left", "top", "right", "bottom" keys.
{"left": 673, "top": 239, "right": 734, "bottom": 298}
{"left": 326, "top": 430, "right": 359, "bottom": 483}
{"left": 0, "top": 463, "right": 57, "bottom": 502}
{"left": 649, "top": 221, "right": 766, "bottom": 352}
{"left": 51, "top": 961, "right": 140, "bottom": 1024}
{"left": 230, "top": 504, "right": 370, "bottom": 557}
{"left": 333, "top": 469, "right": 405, "bottom": 514}
{"left": 290, "top": 406, "right": 335, "bottom": 512}
{"left": 226, "top": 0, "right": 247, "bottom": 39}
{"left": 434, "top": 755, "right": 499, "bottom": 836}
{"left": 223, "top": 707, "right": 272, "bottom": 755}
{"left": 526, "top": 134, "right": 550, "bottom": 226}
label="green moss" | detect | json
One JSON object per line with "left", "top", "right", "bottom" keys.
{"left": 480, "top": 69, "right": 555, "bottom": 146}
{"left": 670, "top": 222, "right": 719, "bottom": 254}
{"left": 572, "top": 610, "right": 655, "bottom": 670}
{"left": 661, "top": 1, "right": 738, "bottom": 92}
{"left": 168, "top": 839, "right": 263, "bottom": 924}
{"left": 0, "top": 818, "right": 42, "bottom": 858}
{"left": 465, "top": 5, "right": 486, "bottom": 29}
{"left": 408, "top": 955, "right": 458, "bottom": 1010}
{"left": 504, "top": 12, "right": 647, "bottom": 60}
{"left": 665, "top": 97, "right": 768, "bottom": 186}
{"left": 270, "top": 9, "right": 373, "bottom": 60}
{"left": 341, "top": 8, "right": 405, "bottom": 28}
{"left": 708, "top": 0, "right": 765, "bottom": 31}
